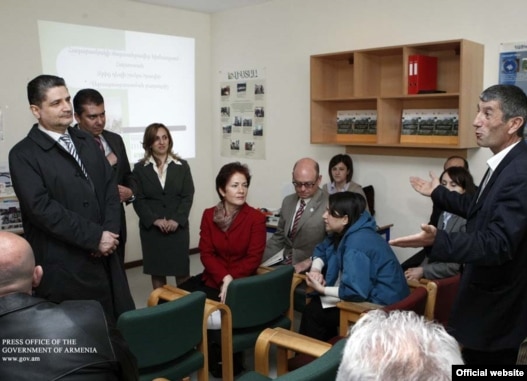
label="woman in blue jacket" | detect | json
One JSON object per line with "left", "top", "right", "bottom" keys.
{"left": 299, "top": 191, "right": 409, "bottom": 341}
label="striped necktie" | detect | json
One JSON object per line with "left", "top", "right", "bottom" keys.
{"left": 94, "top": 136, "right": 104, "bottom": 153}
{"left": 60, "top": 134, "right": 89, "bottom": 179}
{"left": 289, "top": 199, "right": 306, "bottom": 240}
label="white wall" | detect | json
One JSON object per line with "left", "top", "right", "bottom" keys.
{"left": 0, "top": 0, "right": 213, "bottom": 262}
{"left": 210, "top": 0, "right": 527, "bottom": 261}
{"left": 1, "top": 0, "right": 526, "bottom": 263}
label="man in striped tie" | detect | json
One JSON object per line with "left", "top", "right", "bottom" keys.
{"left": 262, "top": 157, "right": 328, "bottom": 273}
{"left": 8, "top": 75, "right": 135, "bottom": 322}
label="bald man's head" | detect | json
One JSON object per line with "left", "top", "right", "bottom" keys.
{"left": 0, "top": 232, "right": 42, "bottom": 296}
{"left": 291, "top": 157, "right": 322, "bottom": 199}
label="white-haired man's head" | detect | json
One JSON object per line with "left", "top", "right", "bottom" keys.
{"left": 336, "top": 309, "right": 463, "bottom": 381}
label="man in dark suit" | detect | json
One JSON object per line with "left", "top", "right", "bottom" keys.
{"left": 0, "top": 231, "right": 138, "bottom": 381}
{"left": 73, "top": 88, "right": 137, "bottom": 265}
{"left": 262, "top": 157, "right": 328, "bottom": 273}
{"left": 9, "top": 75, "right": 135, "bottom": 322}
{"left": 391, "top": 84, "right": 527, "bottom": 364}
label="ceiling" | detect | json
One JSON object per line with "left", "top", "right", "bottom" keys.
{"left": 132, "top": 0, "right": 271, "bottom": 14}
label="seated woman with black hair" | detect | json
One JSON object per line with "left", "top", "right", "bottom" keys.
{"left": 404, "top": 166, "right": 476, "bottom": 281}
{"left": 299, "top": 192, "right": 408, "bottom": 341}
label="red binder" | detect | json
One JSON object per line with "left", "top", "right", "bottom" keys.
{"left": 408, "top": 55, "right": 437, "bottom": 94}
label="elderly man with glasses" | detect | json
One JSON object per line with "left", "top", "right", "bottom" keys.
{"left": 262, "top": 157, "right": 328, "bottom": 273}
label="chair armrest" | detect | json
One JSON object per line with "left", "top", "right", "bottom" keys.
{"left": 336, "top": 300, "right": 382, "bottom": 337}
{"left": 167, "top": 289, "right": 233, "bottom": 344}
{"left": 292, "top": 273, "right": 307, "bottom": 290}
{"left": 293, "top": 272, "right": 314, "bottom": 294}
{"left": 406, "top": 279, "right": 425, "bottom": 293}
{"left": 186, "top": 296, "right": 234, "bottom": 381}
{"left": 293, "top": 273, "right": 306, "bottom": 285}
{"left": 147, "top": 285, "right": 190, "bottom": 306}
{"left": 257, "top": 265, "right": 274, "bottom": 274}
{"left": 254, "top": 327, "right": 332, "bottom": 376}
{"left": 423, "top": 281, "right": 437, "bottom": 321}
{"left": 404, "top": 280, "right": 436, "bottom": 321}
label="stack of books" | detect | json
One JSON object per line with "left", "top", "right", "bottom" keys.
{"left": 337, "top": 110, "right": 377, "bottom": 137}
{"left": 400, "top": 109, "right": 458, "bottom": 144}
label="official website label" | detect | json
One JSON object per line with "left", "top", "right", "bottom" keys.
{"left": 453, "top": 365, "right": 527, "bottom": 378}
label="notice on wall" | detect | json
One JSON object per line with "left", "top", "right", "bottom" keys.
{"left": 500, "top": 42, "right": 527, "bottom": 140}
{"left": 0, "top": 163, "right": 22, "bottom": 234}
{"left": 499, "top": 41, "right": 527, "bottom": 94}
{"left": 219, "top": 68, "right": 266, "bottom": 159}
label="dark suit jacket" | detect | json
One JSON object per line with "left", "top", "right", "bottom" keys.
{"left": 263, "top": 188, "right": 328, "bottom": 264}
{"left": 9, "top": 125, "right": 135, "bottom": 321}
{"left": 430, "top": 140, "right": 527, "bottom": 350}
{"left": 101, "top": 130, "right": 137, "bottom": 245}
{"left": 132, "top": 159, "right": 194, "bottom": 275}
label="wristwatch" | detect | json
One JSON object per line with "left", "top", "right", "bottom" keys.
{"left": 128, "top": 194, "right": 136, "bottom": 202}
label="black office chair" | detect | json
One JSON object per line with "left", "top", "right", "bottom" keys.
{"left": 363, "top": 185, "right": 375, "bottom": 216}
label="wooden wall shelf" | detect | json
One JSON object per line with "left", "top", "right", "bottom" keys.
{"left": 310, "top": 39, "right": 484, "bottom": 158}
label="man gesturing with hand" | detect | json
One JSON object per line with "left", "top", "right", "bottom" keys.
{"left": 391, "top": 85, "right": 527, "bottom": 365}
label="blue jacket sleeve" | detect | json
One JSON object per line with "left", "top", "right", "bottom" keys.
{"left": 338, "top": 248, "right": 372, "bottom": 302}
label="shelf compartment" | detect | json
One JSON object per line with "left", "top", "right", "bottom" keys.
{"left": 378, "top": 96, "right": 460, "bottom": 145}
{"left": 404, "top": 42, "right": 461, "bottom": 94}
{"left": 354, "top": 48, "right": 404, "bottom": 97}
{"left": 311, "top": 99, "right": 377, "bottom": 144}
{"left": 311, "top": 53, "right": 354, "bottom": 99}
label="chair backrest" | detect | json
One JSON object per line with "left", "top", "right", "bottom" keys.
{"left": 428, "top": 274, "right": 460, "bottom": 326}
{"left": 382, "top": 285, "right": 428, "bottom": 317}
{"left": 363, "top": 185, "right": 375, "bottom": 216}
{"left": 117, "top": 291, "right": 206, "bottom": 368}
{"left": 226, "top": 265, "right": 294, "bottom": 329}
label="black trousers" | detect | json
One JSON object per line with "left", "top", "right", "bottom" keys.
{"left": 400, "top": 248, "right": 427, "bottom": 270}
{"left": 462, "top": 347, "right": 519, "bottom": 365}
{"left": 299, "top": 296, "right": 340, "bottom": 341}
{"left": 177, "top": 273, "right": 220, "bottom": 301}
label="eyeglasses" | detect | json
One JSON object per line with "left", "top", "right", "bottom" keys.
{"left": 292, "top": 181, "right": 317, "bottom": 189}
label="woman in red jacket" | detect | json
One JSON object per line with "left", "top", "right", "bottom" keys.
{"left": 179, "top": 162, "right": 266, "bottom": 302}
{"left": 179, "top": 161, "right": 266, "bottom": 376}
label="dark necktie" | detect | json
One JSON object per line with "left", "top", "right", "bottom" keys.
{"left": 60, "top": 134, "right": 89, "bottom": 179}
{"left": 476, "top": 167, "right": 493, "bottom": 202}
{"left": 289, "top": 199, "right": 306, "bottom": 240}
{"left": 94, "top": 136, "right": 104, "bottom": 153}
